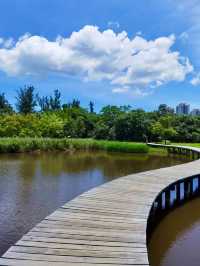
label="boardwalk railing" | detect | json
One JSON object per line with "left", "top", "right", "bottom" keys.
{"left": 147, "top": 143, "right": 200, "bottom": 243}
{"left": 147, "top": 173, "right": 200, "bottom": 242}
{"left": 148, "top": 143, "right": 200, "bottom": 159}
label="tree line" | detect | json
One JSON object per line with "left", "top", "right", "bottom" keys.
{"left": 0, "top": 85, "right": 200, "bottom": 142}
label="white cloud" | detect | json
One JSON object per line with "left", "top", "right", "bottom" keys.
{"left": 179, "top": 31, "right": 189, "bottom": 42}
{"left": 191, "top": 73, "right": 200, "bottom": 86}
{"left": 169, "top": 0, "right": 200, "bottom": 55}
{"left": 136, "top": 31, "right": 143, "bottom": 36}
{"left": 107, "top": 21, "right": 120, "bottom": 29}
{"left": 173, "top": 0, "right": 200, "bottom": 23}
{"left": 112, "top": 86, "right": 129, "bottom": 94}
{"left": 3, "top": 38, "right": 14, "bottom": 48}
{"left": 0, "top": 25, "right": 193, "bottom": 95}
{"left": 112, "top": 86, "right": 153, "bottom": 97}
{"left": 0, "top": 37, "right": 14, "bottom": 48}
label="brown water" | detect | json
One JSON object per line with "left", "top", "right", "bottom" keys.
{"left": 0, "top": 150, "right": 190, "bottom": 256}
{"left": 149, "top": 197, "right": 200, "bottom": 266}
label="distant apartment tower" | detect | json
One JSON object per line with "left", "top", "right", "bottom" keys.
{"left": 191, "top": 108, "right": 200, "bottom": 116}
{"left": 176, "top": 103, "right": 190, "bottom": 115}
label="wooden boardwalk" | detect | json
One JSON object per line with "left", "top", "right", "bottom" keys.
{"left": 1, "top": 144, "right": 200, "bottom": 265}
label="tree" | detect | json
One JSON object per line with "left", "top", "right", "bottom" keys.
{"left": 37, "top": 90, "right": 61, "bottom": 112}
{"left": 0, "top": 114, "right": 21, "bottom": 137}
{"left": 163, "top": 128, "right": 177, "bottom": 143}
{"left": 151, "top": 122, "right": 164, "bottom": 141}
{"left": 64, "top": 116, "right": 92, "bottom": 138}
{"left": 37, "top": 95, "right": 51, "bottom": 112}
{"left": 39, "top": 113, "right": 64, "bottom": 137}
{"left": 100, "top": 105, "right": 123, "bottom": 128}
{"left": 89, "top": 101, "right": 94, "bottom": 113}
{"left": 113, "top": 114, "right": 131, "bottom": 141}
{"left": 120, "top": 105, "right": 132, "bottom": 113}
{"left": 72, "top": 99, "right": 80, "bottom": 108}
{"left": 114, "top": 110, "right": 150, "bottom": 141}
{"left": 16, "top": 86, "right": 37, "bottom": 114}
{"left": 0, "top": 93, "right": 13, "bottom": 113}
{"left": 159, "top": 115, "right": 173, "bottom": 128}
{"left": 93, "top": 122, "right": 110, "bottom": 140}
{"left": 49, "top": 90, "right": 61, "bottom": 110}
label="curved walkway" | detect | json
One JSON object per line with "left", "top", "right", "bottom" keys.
{"left": 0, "top": 144, "right": 200, "bottom": 265}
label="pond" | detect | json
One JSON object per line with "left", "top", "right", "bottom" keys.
{"left": 0, "top": 150, "right": 190, "bottom": 255}
{"left": 148, "top": 197, "right": 200, "bottom": 266}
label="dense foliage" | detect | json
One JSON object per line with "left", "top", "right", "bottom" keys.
{"left": 0, "top": 86, "right": 200, "bottom": 143}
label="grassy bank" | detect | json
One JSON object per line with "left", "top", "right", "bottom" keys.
{"left": 0, "top": 138, "right": 149, "bottom": 154}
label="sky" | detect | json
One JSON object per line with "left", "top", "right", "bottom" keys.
{"left": 0, "top": 0, "right": 200, "bottom": 111}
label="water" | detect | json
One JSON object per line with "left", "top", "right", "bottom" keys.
{"left": 0, "top": 150, "right": 189, "bottom": 255}
{"left": 149, "top": 197, "right": 200, "bottom": 266}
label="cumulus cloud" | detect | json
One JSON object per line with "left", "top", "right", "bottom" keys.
{"left": 136, "top": 31, "right": 143, "bottom": 36}
{"left": 0, "top": 37, "right": 14, "bottom": 48}
{"left": 191, "top": 73, "right": 200, "bottom": 86}
{"left": 0, "top": 25, "right": 193, "bottom": 95}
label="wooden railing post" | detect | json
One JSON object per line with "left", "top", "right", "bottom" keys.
{"left": 197, "top": 176, "right": 200, "bottom": 194}
{"left": 192, "top": 151, "right": 195, "bottom": 160}
{"left": 165, "top": 189, "right": 171, "bottom": 209}
{"left": 184, "top": 180, "right": 191, "bottom": 199}
{"left": 176, "top": 182, "right": 181, "bottom": 204}
{"left": 191, "top": 178, "right": 194, "bottom": 195}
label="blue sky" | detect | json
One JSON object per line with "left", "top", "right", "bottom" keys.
{"left": 0, "top": 0, "right": 199, "bottom": 111}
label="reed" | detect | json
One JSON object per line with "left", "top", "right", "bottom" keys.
{"left": 0, "top": 138, "right": 149, "bottom": 153}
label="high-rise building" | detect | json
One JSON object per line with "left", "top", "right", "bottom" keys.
{"left": 190, "top": 109, "right": 200, "bottom": 116}
{"left": 176, "top": 103, "right": 190, "bottom": 115}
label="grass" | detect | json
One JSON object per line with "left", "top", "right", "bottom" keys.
{"left": 148, "top": 147, "right": 168, "bottom": 156}
{"left": 0, "top": 138, "right": 150, "bottom": 154}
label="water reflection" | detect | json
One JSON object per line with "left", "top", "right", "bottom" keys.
{"left": 0, "top": 150, "right": 189, "bottom": 255}
{"left": 149, "top": 197, "right": 200, "bottom": 266}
